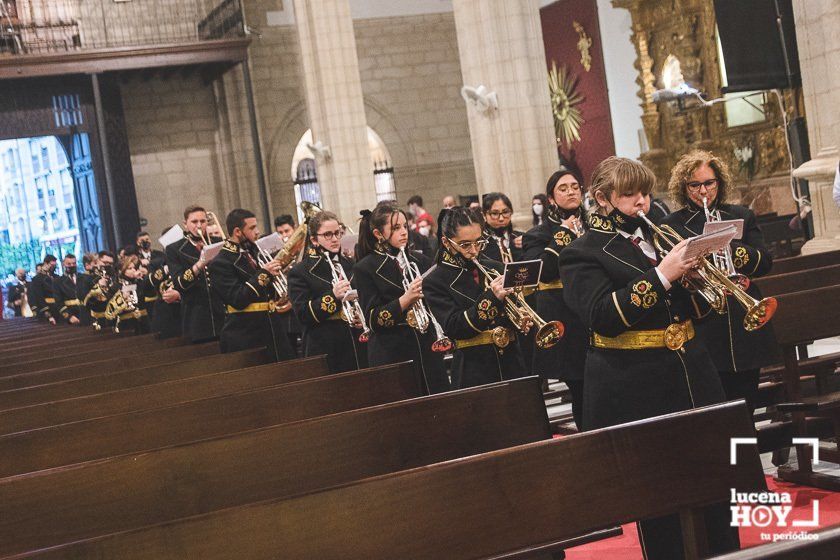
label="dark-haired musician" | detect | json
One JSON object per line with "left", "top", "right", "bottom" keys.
{"left": 31, "top": 255, "right": 58, "bottom": 324}
{"left": 165, "top": 206, "right": 225, "bottom": 343}
{"left": 55, "top": 253, "right": 89, "bottom": 325}
{"left": 558, "top": 156, "right": 736, "bottom": 559}
{"left": 287, "top": 211, "right": 367, "bottom": 373}
{"left": 662, "top": 150, "right": 776, "bottom": 414}
{"left": 208, "top": 209, "right": 295, "bottom": 361}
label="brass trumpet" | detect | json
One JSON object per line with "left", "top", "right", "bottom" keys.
{"left": 397, "top": 247, "right": 453, "bottom": 352}
{"left": 636, "top": 211, "right": 776, "bottom": 331}
{"left": 326, "top": 254, "right": 371, "bottom": 343}
{"left": 471, "top": 258, "right": 564, "bottom": 349}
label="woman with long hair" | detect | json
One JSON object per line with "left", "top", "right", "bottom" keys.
{"left": 113, "top": 254, "right": 151, "bottom": 335}
{"left": 423, "top": 206, "right": 527, "bottom": 388}
{"left": 480, "top": 192, "right": 523, "bottom": 263}
{"left": 531, "top": 194, "right": 548, "bottom": 226}
{"left": 352, "top": 202, "right": 450, "bottom": 393}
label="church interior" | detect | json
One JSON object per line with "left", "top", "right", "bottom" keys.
{"left": 0, "top": 0, "right": 839, "bottom": 558}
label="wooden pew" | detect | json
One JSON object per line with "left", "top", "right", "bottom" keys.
{"left": 0, "top": 356, "right": 329, "bottom": 435}
{"left": 0, "top": 333, "right": 181, "bottom": 365}
{"left": 768, "top": 249, "right": 840, "bottom": 276}
{"left": 0, "top": 378, "right": 557, "bottom": 557}
{"left": 755, "top": 264, "right": 840, "bottom": 297}
{"left": 16, "top": 402, "right": 763, "bottom": 560}
{"left": 0, "top": 342, "right": 220, "bottom": 392}
{"left": 0, "top": 361, "right": 422, "bottom": 478}
{"left": 767, "top": 285, "right": 840, "bottom": 491}
{"left": 0, "top": 330, "right": 120, "bottom": 353}
{"left": 0, "top": 348, "right": 271, "bottom": 410}
{"left": 712, "top": 525, "right": 840, "bottom": 559}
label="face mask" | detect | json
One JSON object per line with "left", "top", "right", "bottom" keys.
{"left": 532, "top": 203, "right": 544, "bottom": 216}
{"left": 140, "top": 240, "right": 151, "bottom": 250}
{"left": 608, "top": 206, "right": 646, "bottom": 234}
{"left": 418, "top": 226, "right": 431, "bottom": 237}
{"left": 65, "top": 266, "right": 77, "bottom": 275}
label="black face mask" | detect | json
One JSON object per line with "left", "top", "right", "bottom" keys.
{"left": 65, "top": 266, "right": 77, "bottom": 275}
{"left": 608, "top": 206, "right": 647, "bottom": 235}
{"left": 139, "top": 240, "right": 151, "bottom": 251}
{"left": 549, "top": 204, "right": 581, "bottom": 222}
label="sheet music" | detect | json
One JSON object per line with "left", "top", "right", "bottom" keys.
{"left": 256, "top": 232, "right": 283, "bottom": 254}
{"left": 200, "top": 241, "right": 225, "bottom": 263}
{"left": 684, "top": 226, "right": 738, "bottom": 260}
{"left": 158, "top": 225, "right": 184, "bottom": 248}
{"left": 703, "top": 218, "right": 744, "bottom": 240}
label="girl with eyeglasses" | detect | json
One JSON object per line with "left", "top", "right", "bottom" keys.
{"left": 287, "top": 210, "right": 367, "bottom": 373}
{"left": 521, "top": 166, "right": 589, "bottom": 428}
{"left": 480, "top": 192, "right": 523, "bottom": 263}
{"left": 661, "top": 150, "right": 776, "bottom": 415}
{"left": 423, "top": 206, "right": 527, "bottom": 388}
{"left": 352, "top": 202, "right": 450, "bottom": 393}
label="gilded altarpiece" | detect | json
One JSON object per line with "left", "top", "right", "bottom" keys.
{"left": 613, "top": 0, "right": 802, "bottom": 215}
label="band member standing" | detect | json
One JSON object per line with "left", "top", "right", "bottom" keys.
{"left": 136, "top": 231, "right": 164, "bottom": 321}
{"left": 424, "top": 206, "right": 527, "bottom": 389}
{"left": 481, "top": 193, "right": 524, "bottom": 263}
{"left": 165, "top": 206, "right": 225, "bottom": 343}
{"left": 111, "top": 254, "right": 151, "bottom": 335}
{"left": 522, "top": 167, "right": 588, "bottom": 428}
{"left": 274, "top": 214, "right": 304, "bottom": 355}
{"left": 55, "top": 253, "right": 88, "bottom": 325}
{"left": 558, "top": 157, "right": 736, "bottom": 559}
{"left": 288, "top": 211, "right": 367, "bottom": 373}
{"left": 85, "top": 251, "right": 117, "bottom": 330}
{"left": 662, "top": 150, "right": 775, "bottom": 414}
{"left": 147, "top": 232, "right": 182, "bottom": 339}
{"left": 208, "top": 209, "right": 295, "bottom": 361}
{"left": 31, "top": 255, "right": 58, "bottom": 324}
{"left": 353, "top": 203, "right": 450, "bottom": 394}
{"left": 8, "top": 268, "right": 29, "bottom": 317}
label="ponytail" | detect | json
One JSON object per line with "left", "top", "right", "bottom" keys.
{"left": 436, "top": 206, "right": 481, "bottom": 263}
{"left": 355, "top": 202, "right": 406, "bottom": 260}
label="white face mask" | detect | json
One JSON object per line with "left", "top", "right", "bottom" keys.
{"left": 532, "top": 203, "right": 544, "bottom": 216}
{"left": 418, "top": 226, "right": 431, "bottom": 237}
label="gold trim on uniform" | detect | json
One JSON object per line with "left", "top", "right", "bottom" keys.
{"left": 118, "top": 309, "right": 148, "bottom": 321}
{"left": 455, "top": 326, "right": 513, "bottom": 349}
{"left": 553, "top": 230, "right": 573, "bottom": 246}
{"left": 63, "top": 299, "right": 81, "bottom": 306}
{"left": 630, "top": 280, "right": 657, "bottom": 308}
{"left": 592, "top": 320, "right": 695, "bottom": 351}
{"left": 222, "top": 240, "right": 239, "bottom": 253}
{"left": 154, "top": 268, "right": 164, "bottom": 280}
{"left": 257, "top": 272, "right": 270, "bottom": 287}
{"left": 183, "top": 268, "right": 194, "bottom": 282}
{"left": 320, "top": 294, "right": 337, "bottom": 314}
{"left": 588, "top": 214, "right": 614, "bottom": 232}
{"left": 476, "top": 297, "right": 498, "bottom": 321}
{"left": 226, "top": 302, "right": 280, "bottom": 313}
{"left": 44, "top": 297, "right": 56, "bottom": 303}
{"left": 732, "top": 246, "right": 750, "bottom": 269}
{"left": 538, "top": 280, "right": 563, "bottom": 291}
{"left": 377, "top": 309, "right": 394, "bottom": 327}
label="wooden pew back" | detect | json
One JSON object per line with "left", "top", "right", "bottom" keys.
{"left": 769, "top": 249, "right": 840, "bottom": 276}
{"left": 754, "top": 264, "right": 840, "bottom": 297}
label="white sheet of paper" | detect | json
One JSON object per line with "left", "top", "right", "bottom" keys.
{"left": 684, "top": 226, "right": 738, "bottom": 260}
{"left": 703, "top": 218, "right": 744, "bottom": 240}
{"left": 200, "top": 241, "right": 225, "bottom": 263}
{"left": 158, "top": 225, "right": 184, "bottom": 248}
{"left": 256, "top": 232, "right": 284, "bottom": 254}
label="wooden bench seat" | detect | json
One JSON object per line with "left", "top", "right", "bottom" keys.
{"left": 767, "top": 249, "right": 840, "bottom": 275}
{"left": 0, "top": 334, "right": 183, "bottom": 367}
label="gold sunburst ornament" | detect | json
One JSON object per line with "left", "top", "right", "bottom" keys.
{"left": 548, "top": 61, "right": 585, "bottom": 148}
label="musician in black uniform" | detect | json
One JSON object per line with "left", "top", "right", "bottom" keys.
{"left": 31, "top": 255, "right": 58, "bottom": 324}
{"left": 558, "top": 156, "right": 737, "bottom": 559}
{"left": 662, "top": 150, "right": 776, "bottom": 414}
{"left": 208, "top": 209, "right": 295, "bottom": 361}
{"left": 8, "top": 268, "right": 28, "bottom": 317}
{"left": 111, "top": 254, "right": 151, "bottom": 335}
{"left": 55, "top": 253, "right": 88, "bottom": 325}
{"left": 287, "top": 210, "right": 367, "bottom": 374}
{"left": 424, "top": 206, "right": 527, "bottom": 389}
{"left": 522, "top": 167, "right": 589, "bottom": 428}
{"left": 353, "top": 202, "right": 450, "bottom": 394}
{"left": 147, "top": 234, "right": 182, "bottom": 339}
{"left": 481, "top": 192, "right": 524, "bottom": 262}
{"left": 84, "top": 251, "right": 117, "bottom": 330}
{"left": 274, "top": 214, "right": 303, "bottom": 355}
{"left": 165, "top": 206, "right": 225, "bottom": 343}
{"left": 136, "top": 231, "right": 165, "bottom": 321}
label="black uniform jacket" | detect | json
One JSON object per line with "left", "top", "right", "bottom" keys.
{"left": 165, "top": 235, "right": 225, "bottom": 342}
{"left": 208, "top": 240, "right": 294, "bottom": 362}
{"left": 424, "top": 250, "right": 526, "bottom": 389}
{"left": 521, "top": 206, "right": 587, "bottom": 381}
{"left": 558, "top": 213, "right": 726, "bottom": 430}
{"left": 30, "top": 272, "right": 57, "bottom": 318}
{"left": 353, "top": 247, "right": 449, "bottom": 394}
{"left": 482, "top": 226, "right": 524, "bottom": 263}
{"left": 662, "top": 202, "right": 777, "bottom": 372}
{"left": 146, "top": 260, "right": 182, "bottom": 339}
{"left": 55, "top": 273, "right": 90, "bottom": 325}
{"left": 287, "top": 248, "right": 366, "bottom": 374}
{"left": 8, "top": 282, "right": 26, "bottom": 316}
{"left": 112, "top": 276, "right": 150, "bottom": 335}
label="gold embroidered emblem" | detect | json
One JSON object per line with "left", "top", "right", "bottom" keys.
{"left": 476, "top": 298, "right": 498, "bottom": 321}
{"left": 442, "top": 250, "right": 465, "bottom": 267}
{"left": 553, "top": 230, "right": 573, "bottom": 246}
{"left": 631, "top": 280, "right": 657, "bottom": 308}
{"left": 307, "top": 247, "right": 318, "bottom": 257}
{"left": 154, "top": 269, "right": 164, "bottom": 280}
{"left": 257, "top": 273, "right": 269, "bottom": 287}
{"left": 320, "top": 294, "right": 337, "bottom": 314}
{"left": 222, "top": 240, "right": 238, "bottom": 253}
{"left": 377, "top": 309, "right": 394, "bottom": 327}
{"left": 183, "top": 268, "right": 194, "bottom": 282}
{"left": 588, "top": 214, "right": 614, "bottom": 232}
{"left": 732, "top": 246, "right": 749, "bottom": 269}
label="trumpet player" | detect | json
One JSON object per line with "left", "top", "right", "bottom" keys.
{"left": 208, "top": 209, "right": 295, "bottom": 361}
{"left": 353, "top": 202, "right": 451, "bottom": 394}
{"left": 424, "top": 206, "right": 527, "bottom": 389}
{"left": 521, "top": 166, "right": 589, "bottom": 428}
{"left": 662, "top": 150, "right": 775, "bottom": 414}
{"left": 558, "top": 157, "right": 736, "bottom": 559}
{"left": 146, "top": 229, "right": 182, "bottom": 340}
{"left": 165, "top": 206, "right": 225, "bottom": 343}
{"left": 287, "top": 210, "right": 367, "bottom": 374}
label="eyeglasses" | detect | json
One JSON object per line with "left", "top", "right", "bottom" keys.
{"left": 555, "top": 183, "right": 581, "bottom": 195}
{"left": 686, "top": 178, "right": 719, "bottom": 192}
{"left": 451, "top": 239, "right": 487, "bottom": 251}
{"left": 317, "top": 229, "right": 344, "bottom": 241}
{"left": 486, "top": 209, "right": 513, "bottom": 219}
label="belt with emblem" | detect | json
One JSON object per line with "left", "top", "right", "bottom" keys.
{"left": 119, "top": 309, "right": 148, "bottom": 321}
{"left": 90, "top": 310, "right": 107, "bottom": 319}
{"left": 227, "top": 302, "right": 275, "bottom": 314}
{"left": 144, "top": 295, "right": 159, "bottom": 303}
{"left": 520, "top": 286, "right": 537, "bottom": 297}
{"left": 591, "top": 320, "right": 695, "bottom": 351}
{"left": 455, "top": 326, "right": 514, "bottom": 350}
{"left": 538, "top": 280, "right": 564, "bottom": 291}
{"left": 44, "top": 297, "right": 56, "bottom": 304}
{"left": 63, "top": 299, "right": 81, "bottom": 306}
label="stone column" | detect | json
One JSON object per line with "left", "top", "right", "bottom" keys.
{"left": 293, "top": 0, "right": 373, "bottom": 225}
{"left": 452, "top": 0, "right": 558, "bottom": 227}
{"left": 792, "top": 0, "right": 840, "bottom": 253}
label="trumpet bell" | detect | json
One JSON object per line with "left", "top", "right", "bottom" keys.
{"left": 358, "top": 331, "right": 370, "bottom": 343}
{"left": 744, "top": 297, "right": 777, "bottom": 332}
{"left": 431, "top": 337, "right": 453, "bottom": 353}
{"left": 535, "top": 320, "right": 565, "bottom": 349}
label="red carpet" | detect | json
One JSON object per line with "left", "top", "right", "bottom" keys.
{"left": 565, "top": 476, "right": 840, "bottom": 560}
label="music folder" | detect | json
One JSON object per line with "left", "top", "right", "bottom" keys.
{"left": 158, "top": 225, "right": 184, "bottom": 248}
{"left": 502, "top": 259, "right": 543, "bottom": 289}
{"left": 200, "top": 241, "right": 225, "bottom": 263}
{"left": 703, "top": 218, "right": 744, "bottom": 240}
{"left": 684, "top": 225, "right": 738, "bottom": 261}
{"left": 256, "top": 232, "right": 283, "bottom": 254}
